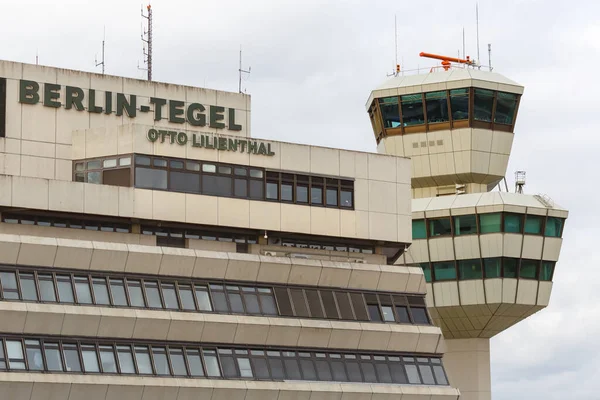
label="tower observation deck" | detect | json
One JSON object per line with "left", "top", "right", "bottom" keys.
{"left": 366, "top": 59, "right": 568, "bottom": 400}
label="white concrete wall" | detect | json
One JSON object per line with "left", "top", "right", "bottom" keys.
{"left": 443, "top": 338, "right": 491, "bottom": 400}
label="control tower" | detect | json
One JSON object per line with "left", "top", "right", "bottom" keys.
{"left": 366, "top": 54, "right": 568, "bottom": 400}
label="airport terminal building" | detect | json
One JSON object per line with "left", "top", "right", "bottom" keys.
{"left": 0, "top": 59, "right": 566, "bottom": 400}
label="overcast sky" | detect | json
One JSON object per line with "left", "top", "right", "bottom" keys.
{"left": 1, "top": 0, "right": 598, "bottom": 398}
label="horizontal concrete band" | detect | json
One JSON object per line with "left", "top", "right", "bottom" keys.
{"left": 0, "top": 234, "right": 426, "bottom": 294}
{"left": 0, "top": 302, "right": 445, "bottom": 354}
{"left": 0, "top": 373, "right": 461, "bottom": 400}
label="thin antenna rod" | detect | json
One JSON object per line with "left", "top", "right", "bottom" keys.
{"left": 488, "top": 43, "right": 492, "bottom": 71}
{"left": 476, "top": 3, "right": 480, "bottom": 66}
{"left": 36, "top": 49, "right": 38, "bottom": 65}
{"left": 95, "top": 26, "right": 106, "bottom": 75}
{"left": 238, "top": 46, "right": 251, "bottom": 93}
{"left": 141, "top": 4, "right": 153, "bottom": 81}
{"left": 462, "top": 27, "right": 465, "bottom": 61}
{"left": 387, "top": 15, "right": 400, "bottom": 77}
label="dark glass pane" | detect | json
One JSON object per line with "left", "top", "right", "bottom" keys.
{"left": 484, "top": 258, "right": 502, "bottom": 279}
{"left": 346, "top": 360, "right": 362, "bottom": 382}
{"left": 259, "top": 293, "right": 277, "bottom": 315}
{"left": 545, "top": 217, "right": 564, "bottom": 237}
{"left": 290, "top": 289, "right": 309, "bottom": 317}
{"left": 274, "top": 288, "right": 293, "bottom": 316}
{"left": 135, "top": 167, "right": 167, "bottom": 190}
{"left": 429, "top": 218, "right": 452, "bottom": 236}
{"left": 82, "top": 345, "right": 99, "bottom": 372}
{"left": 331, "top": 360, "right": 348, "bottom": 381}
{"left": 234, "top": 167, "right": 247, "bottom": 176}
{"left": 360, "top": 361, "right": 377, "bottom": 382}
{"left": 109, "top": 279, "right": 128, "bottom": 306}
{"left": 117, "top": 346, "right": 135, "bottom": 374}
{"left": 221, "top": 355, "right": 237, "bottom": 378}
{"left": 297, "top": 186, "right": 308, "bottom": 203}
{"left": 326, "top": 188, "right": 338, "bottom": 206}
{"left": 540, "top": 261, "right": 555, "bottom": 281}
{"left": 144, "top": 281, "right": 162, "bottom": 308}
{"left": 395, "top": 306, "right": 411, "bottom": 323}
{"left": 249, "top": 180, "right": 264, "bottom": 199}
{"left": 350, "top": 293, "right": 368, "bottom": 321}
{"left": 212, "top": 291, "right": 229, "bottom": 312}
{"left": 127, "top": 280, "right": 145, "bottom": 307}
{"left": 300, "top": 359, "right": 317, "bottom": 380}
{"left": 179, "top": 285, "right": 196, "bottom": 310}
{"left": 401, "top": 94, "right": 425, "bottom": 126}
{"left": 320, "top": 291, "right": 339, "bottom": 319}
{"left": 268, "top": 358, "right": 285, "bottom": 379}
{"left": 505, "top": 213, "right": 523, "bottom": 233}
{"left": 203, "top": 175, "right": 232, "bottom": 196}
{"left": 454, "top": 214, "right": 477, "bottom": 235}
{"left": 390, "top": 363, "right": 408, "bottom": 383}
{"left": 186, "top": 161, "right": 200, "bottom": 171}
{"left": 281, "top": 183, "right": 293, "bottom": 201}
{"left": 153, "top": 159, "right": 167, "bottom": 168}
{"left": 218, "top": 166, "right": 232, "bottom": 174}
{"left": 340, "top": 190, "right": 352, "bottom": 207}
{"left": 450, "top": 88, "right": 469, "bottom": 121}
{"left": 266, "top": 182, "right": 279, "bottom": 200}
{"left": 335, "top": 292, "right": 354, "bottom": 320}
{"left": 305, "top": 290, "right": 324, "bottom": 318}
{"left": 244, "top": 293, "right": 261, "bottom": 314}
{"left": 0, "top": 272, "right": 19, "bottom": 300}
{"left": 170, "top": 348, "right": 188, "bottom": 376}
{"left": 378, "top": 97, "right": 401, "bottom": 128}
{"left": 524, "top": 215, "right": 543, "bottom": 235}
{"left": 376, "top": 363, "right": 393, "bottom": 383}
{"left": 412, "top": 219, "right": 427, "bottom": 239}
{"left": 135, "top": 346, "right": 153, "bottom": 374}
{"left": 87, "top": 171, "right": 101, "bottom": 184}
{"left": 474, "top": 88, "right": 494, "bottom": 122}
{"left": 252, "top": 358, "right": 270, "bottom": 379}
{"left": 152, "top": 347, "right": 170, "bottom": 376}
{"left": 433, "top": 261, "right": 457, "bottom": 280}
{"left": 162, "top": 283, "right": 179, "bottom": 310}
{"left": 520, "top": 259, "right": 538, "bottom": 279}
{"left": 92, "top": 278, "right": 110, "bottom": 305}
{"left": 170, "top": 160, "right": 184, "bottom": 169}
{"left": 494, "top": 92, "right": 518, "bottom": 125}
{"left": 480, "top": 213, "right": 502, "bottom": 234}
{"left": 316, "top": 360, "right": 333, "bottom": 381}
{"left": 234, "top": 179, "right": 247, "bottom": 197}
{"left": 228, "top": 292, "right": 245, "bottom": 313}
{"left": 43, "top": 342, "right": 62, "bottom": 371}
{"left": 411, "top": 308, "right": 429, "bottom": 324}
{"left": 503, "top": 258, "right": 519, "bottom": 278}
{"left": 250, "top": 169, "right": 263, "bottom": 178}
{"left": 74, "top": 277, "right": 93, "bottom": 304}
{"left": 25, "top": 340, "right": 43, "bottom": 371}
{"left": 421, "top": 263, "right": 432, "bottom": 282}
{"left": 20, "top": 273, "right": 37, "bottom": 301}
{"left": 425, "top": 91, "right": 449, "bottom": 123}
{"left": 311, "top": 187, "right": 323, "bottom": 205}
{"left": 284, "top": 358, "right": 302, "bottom": 380}
{"left": 368, "top": 304, "right": 382, "bottom": 321}
{"left": 458, "top": 259, "right": 482, "bottom": 279}
{"left": 170, "top": 171, "right": 200, "bottom": 193}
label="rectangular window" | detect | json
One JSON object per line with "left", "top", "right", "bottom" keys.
{"left": 82, "top": 344, "right": 100, "bottom": 372}
{"left": 479, "top": 213, "right": 502, "bottom": 234}
{"left": 484, "top": 258, "right": 502, "bottom": 279}
{"left": 25, "top": 340, "right": 44, "bottom": 370}
{"left": 202, "top": 175, "right": 232, "bottom": 196}
{"left": 0, "top": 78, "right": 6, "bottom": 137}
{"left": 453, "top": 214, "right": 477, "bottom": 235}
{"left": 503, "top": 258, "right": 519, "bottom": 278}
{"left": 109, "top": 279, "right": 128, "bottom": 306}
{"left": 494, "top": 92, "right": 518, "bottom": 125}
{"left": 524, "top": 215, "right": 543, "bottom": 235}
{"left": 38, "top": 274, "right": 56, "bottom": 302}
{"left": 0, "top": 272, "right": 19, "bottom": 300}
{"left": 152, "top": 347, "right": 170, "bottom": 376}
{"left": 545, "top": 217, "right": 564, "bottom": 237}
{"left": 161, "top": 283, "right": 179, "bottom": 310}
{"left": 6, "top": 340, "right": 25, "bottom": 370}
{"left": 433, "top": 261, "right": 456, "bottom": 280}
{"left": 194, "top": 286, "right": 213, "bottom": 311}
{"left": 127, "top": 280, "right": 145, "bottom": 307}
{"left": 340, "top": 190, "right": 353, "bottom": 207}
{"left": 266, "top": 182, "right": 279, "bottom": 200}
{"left": 378, "top": 97, "right": 401, "bottom": 128}
{"left": 134, "top": 346, "right": 153, "bottom": 374}
{"left": 186, "top": 349, "right": 204, "bottom": 376}
{"left": 411, "top": 307, "right": 429, "bottom": 324}
{"left": 504, "top": 213, "right": 523, "bottom": 233}
{"left": 144, "top": 281, "right": 162, "bottom": 308}
{"left": 449, "top": 88, "right": 469, "bottom": 121}
{"left": 458, "top": 259, "right": 482, "bottom": 279}
{"left": 178, "top": 285, "right": 196, "bottom": 311}
{"left": 326, "top": 188, "right": 338, "bottom": 206}
{"left": 520, "top": 259, "right": 539, "bottom": 279}
{"left": 170, "top": 171, "right": 200, "bottom": 193}
{"left": 99, "top": 345, "right": 117, "bottom": 373}
{"left": 474, "top": 88, "right": 494, "bottom": 122}
{"left": 170, "top": 348, "right": 188, "bottom": 376}
{"left": 234, "top": 179, "right": 247, "bottom": 198}
{"left": 92, "top": 278, "right": 111, "bottom": 305}
{"left": 64, "top": 343, "right": 82, "bottom": 372}
{"left": 57, "top": 275, "right": 75, "bottom": 303}
{"left": 412, "top": 220, "right": 427, "bottom": 239}
{"left": 296, "top": 185, "right": 308, "bottom": 203}
{"left": 203, "top": 350, "right": 221, "bottom": 377}
{"left": 425, "top": 91, "right": 449, "bottom": 123}
{"left": 44, "top": 342, "right": 63, "bottom": 371}
{"left": 135, "top": 168, "right": 168, "bottom": 190}
{"left": 20, "top": 273, "right": 38, "bottom": 301}
{"left": 401, "top": 94, "right": 425, "bottom": 126}
{"left": 540, "top": 261, "right": 555, "bottom": 281}
{"left": 420, "top": 263, "right": 432, "bottom": 282}
{"left": 74, "top": 276, "right": 93, "bottom": 304}
{"left": 429, "top": 218, "right": 452, "bottom": 237}
{"left": 249, "top": 180, "right": 264, "bottom": 199}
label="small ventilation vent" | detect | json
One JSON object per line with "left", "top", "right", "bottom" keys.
{"left": 429, "top": 141, "right": 435, "bottom": 146}
{"left": 420, "top": 141, "right": 427, "bottom": 147}
{"left": 437, "top": 140, "right": 443, "bottom": 146}
{"left": 412, "top": 142, "right": 419, "bottom": 149}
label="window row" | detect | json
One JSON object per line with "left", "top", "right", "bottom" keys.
{"left": 73, "top": 154, "right": 355, "bottom": 209}
{"left": 370, "top": 88, "right": 520, "bottom": 139}
{"left": 1, "top": 213, "right": 131, "bottom": 233}
{"left": 0, "top": 336, "right": 448, "bottom": 385}
{"left": 273, "top": 237, "right": 374, "bottom": 254}
{"left": 412, "top": 213, "right": 565, "bottom": 239}
{"left": 0, "top": 266, "right": 431, "bottom": 325}
{"left": 419, "top": 257, "right": 556, "bottom": 283}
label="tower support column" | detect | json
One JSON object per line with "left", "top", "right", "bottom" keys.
{"left": 444, "top": 338, "right": 491, "bottom": 400}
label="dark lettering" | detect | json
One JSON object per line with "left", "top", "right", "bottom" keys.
{"left": 169, "top": 100, "right": 185, "bottom": 123}
{"left": 218, "top": 137, "right": 227, "bottom": 150}
{"left": 19, "top": 80, "right": 39, "bottom": 104}
{"left": 228, "top": 108, "right": 242, "bottom": 131}
{"left": 147, "top": 129, "right": 159, "bottom": 142}
{"left": 105, "top": 91, "right": 113, "bottom": 114}
{"left": 65, "top": 86, "right": 84, "bottom": 111}
{"left": 228, "top": 139, "right": 238, "bottom": 152}
{"left": 249, "top": 141, "right": 258, "bottom": 154}
{"left": 258, "top": 143, "right": 267, "bottom": 155}
{"left": 209, "top": 106, "right": 225, "bottom": 129}
{"left": 267, "top": 143, "right": 275, "bottom": 156}
{"left": 43, "top": 83, "right": 61, "bottom": 108}
{"left": 159, "top": 130, "right": 168, "bottom": 143}
{"left": 88, "top": 89, "right": 103, "bottom": 113}
{"left": 116, "top": 93, "right": 136, "bottom": 117}
{"left": 169, "top": 131, "right": 177, "bottom": 144}
{"left": 240, "top": 140, "right": 247, "bottom": 153}
{"left": 192, "top": 134, "right": 201, "bottom": 147}
{"left": 150, "top": 97, "right": 167, "bottom": 121}
{"left": 186, "top": 103, "right": 206, "bottom": 126}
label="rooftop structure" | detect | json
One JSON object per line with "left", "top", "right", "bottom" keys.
{"left": 367, "top": 60, "right": 568, "bottom": 400}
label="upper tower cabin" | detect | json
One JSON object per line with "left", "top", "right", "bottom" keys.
{"left": 366, "top": 57, "right": 523, "bottom": 198}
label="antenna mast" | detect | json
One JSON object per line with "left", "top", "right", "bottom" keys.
{"left": 462, "top": 27, "right": 465, "bottom": 61}
{"left": 238, "top": 46, "right": 251, "bottom": 93}
{"left": 387, "top": 15, "right": 400, "bottom": 76}
{"left": 36, "top": 49, "right": 38, "bottom": 65}
{"left": 141, "top": 4, "right": 153, "bottom": 81}
{"left": 95, "top": 27, "right": 106, "bottom": 75}
{"left": 476, "top": 3, "right": 480, "bottom": 67}
{"left": 488, "top": 43, "right": 492, "bottom": 71}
